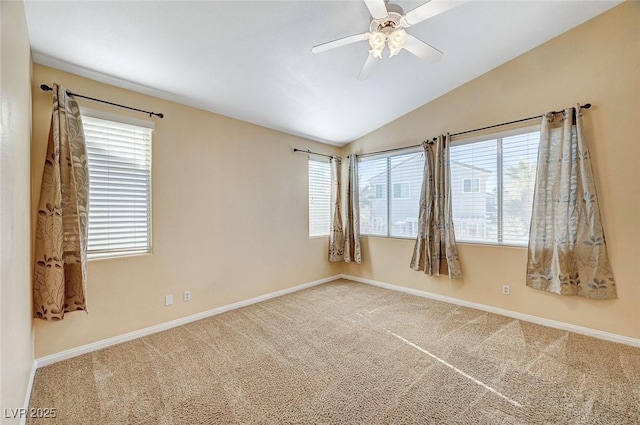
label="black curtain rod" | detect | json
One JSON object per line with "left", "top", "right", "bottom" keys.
{"left": 293, "top": 148, "right": 341, "bottom": 161}
{"left": 40, "top": 84, "right": 164, "bottom": 119}
{"left": 353, "top": 103, "right": 591, "bottom": 159}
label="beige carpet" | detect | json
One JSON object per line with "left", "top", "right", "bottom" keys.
{"left": 28, "top": 279, "right": 640, "bottom": 424}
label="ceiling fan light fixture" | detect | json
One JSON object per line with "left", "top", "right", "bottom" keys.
{"left": 388, "top": 28, "right": 407, "bottom": 57}
{"left": 368, "top": 31, "right": 387, "bottom": 58}
{"left": 311, "top": 0, "right": 451, "bottom": 79}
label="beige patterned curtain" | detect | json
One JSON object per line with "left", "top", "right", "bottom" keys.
{"left": 328, "top": 157, "right": 344, "bottom": 262}
{"left": 343, "top": 155, "right": 361, "bottom": 264}
{"left": 526, "top": 105, "right": 616, "bottom": 299}
{"left": 410, "top": 135, "right": 462, "bottom": 278}
{"left": 33, "top": 84, "right": 90, "bottom": 320}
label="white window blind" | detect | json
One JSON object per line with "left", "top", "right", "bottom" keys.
{"left": 309, "top": 159, "right": 330, "bottom": 237}
{"left": 450, "top": 129, "right": 539, "bottom": 246}
{"left": 358, "top": 149, "right": 424, "bottom": 238}
{"left": 83, "top": 115, "right": 152, "bottom": 257}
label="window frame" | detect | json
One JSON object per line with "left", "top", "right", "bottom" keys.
{"left": 355, "top": 125, "right": 540, "bottom": 245}
{"left": 450, "top": 124, "right": 540, "bottom": 247}
{"left": 357, "top": 147, "right": 423, "bottom": 240}
{"left": 81, "top": 109, "right": 154, "bottom": 260}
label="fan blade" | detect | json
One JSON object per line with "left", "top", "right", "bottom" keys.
{"left": 403, "top": 35, "right": 443, "bottom": 64}
{"left": 311, "top": 33, "right": 368, "bottom": 54}
{"left": 403, "top": 0, "right": 467, "bottom": 27}
{"left": 364, "top": 0, "right": 389, "bottom": 20}
{"left": 358, "top": 53, "right": 379, "bottom": 80}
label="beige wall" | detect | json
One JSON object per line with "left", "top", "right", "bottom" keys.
{"left": 31, "top": 65, "right": 342, "bottom": 357}
{"left": 342, "top": 2, "right": 640, "bottom": 339}
{"left": 1, "top": 0, "right": 35, "bottom": 419}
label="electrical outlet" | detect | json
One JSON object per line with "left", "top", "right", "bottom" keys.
{"left": 323, "top": 262, "right": 328, "bottom": 269}
{"left": 165, "top": 295, "right": 173, "bottom": 306}
{"left": 502, "top": 285, "right": 510, "bottom": 295}
{"left": 183, "top": 291, "right": 191, "bottom": 302}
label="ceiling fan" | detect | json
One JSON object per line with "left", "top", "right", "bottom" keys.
{"left": 311, "top": 0, "right": 463, "bottom": 79}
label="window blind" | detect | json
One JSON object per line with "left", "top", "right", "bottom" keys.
{"left": 83, "top": 115, "right": 152, "bottom": 257}
{"left": 308, "top": 159, "right": 330, "bottom": 237}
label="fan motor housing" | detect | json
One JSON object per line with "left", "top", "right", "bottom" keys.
{"left": 370, "top": 11, "right": 404, "bottom": 34}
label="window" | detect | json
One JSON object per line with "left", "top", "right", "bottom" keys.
{"left": 393, "top": 182, "right": 411, "bottom": 199}
{"left": 308, "top": 159, "right": 330, "bottom": 237}
{"left": 358, "top": 149, "right": 424, "bottom": 238}
{"left": 83, "top": 115, "right": 152, "bottom": 258}
{"left": 463, "top": 178, "right": 480, "bottom": 193}
{"left": 374, "top": 184, "right": 385, "bottom": 199}
{"left": 450, "top": 128, "right": 539, "bottom": 246}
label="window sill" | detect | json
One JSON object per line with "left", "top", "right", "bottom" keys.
{"left": 88, "top": 250, "right": 152, "bottom": 262}
{"left": 360, "top": 234, "right": 415, "bottom": 241}
{"left": 456, "top": 240, "right": 528, "bottom": 249}
{"left": 360, "top": 234, "right": 529, "bottom": 248}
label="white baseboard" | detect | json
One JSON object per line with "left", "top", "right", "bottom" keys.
{"left": 35, "top": 275, "right": 340, "bottom": 368}
{"left": 340, "top": 274, "right": 640, "bottom": 348}
{"left": 32, "top": 272, "right": 640, "bottom": 369}
{"left": 20, "top": 360, "right": 38, "bottom": 425}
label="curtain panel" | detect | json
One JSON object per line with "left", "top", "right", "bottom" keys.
{"left": 526, "top": 105, "right": 616, "bottom": 299}
{"left": 410, "top": 135, "right": 462, "bottom": 278}
{"left": 328, "top": 157, "right": 344, "bottom": 262}
{"left": 344, "top": 155, "right": 361, "bottom": 264}
{"left": 33, "top": 84, "right": 90, "bottom": 320}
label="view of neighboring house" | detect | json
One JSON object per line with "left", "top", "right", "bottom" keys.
{"left": 449, "top": 160, "right": 497, "bottom": 241}
{"left": 358, "top": 151, "right": 423, "bottom": 238}
{"left": 358, "top": 152, "right": 497, "bottom": 240}
{"left": 359, "top": 132, "right": 538, "bottom": 245}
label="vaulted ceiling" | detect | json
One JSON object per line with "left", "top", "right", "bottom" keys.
{"left": 24, "top": 1, "right": 622, "bottom": 145}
